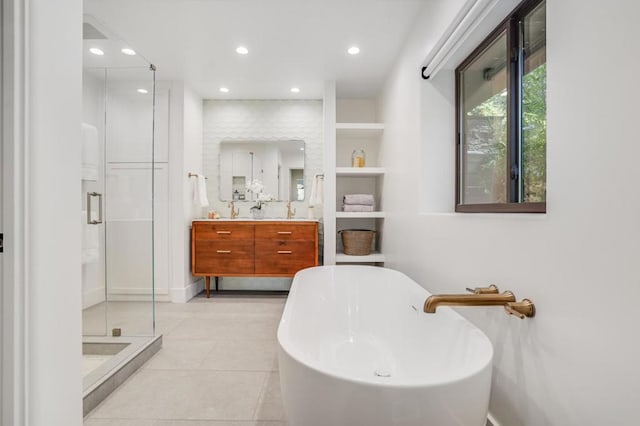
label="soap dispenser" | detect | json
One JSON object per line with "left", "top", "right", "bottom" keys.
{"left": 351, "top": 148, "right": 366, "bottom": 167}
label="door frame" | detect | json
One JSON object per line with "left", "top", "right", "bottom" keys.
{"left": 2, "top": 0, "right": 28, "bottom": 423}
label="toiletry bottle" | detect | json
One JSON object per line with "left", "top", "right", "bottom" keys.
{"left": 351, "top": 148, "right": 366, "bottom": 167}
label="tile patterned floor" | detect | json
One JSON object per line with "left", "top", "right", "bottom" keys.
{"left": 84, "top": 294, "right": 288, "bottom": 426}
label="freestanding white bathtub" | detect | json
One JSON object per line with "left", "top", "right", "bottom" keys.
{"left": 277, "top": 265, "right": 493, "bottom": 426}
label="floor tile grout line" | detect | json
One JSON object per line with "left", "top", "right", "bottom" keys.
{"left": 137, "top": 367, "right": 279, "bottom": 374}
{"left": 252, "top": 371, "right": 272, "bottom": 420}
{"left": 87, "top": 414, "right": 285, "bottom": 423}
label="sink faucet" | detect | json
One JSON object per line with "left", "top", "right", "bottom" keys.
{"left": 286, "top": 201, "right": 296, "bottom": 219}
{"left": 228, "top": 201, "right": 239, "bottom": 219}
{"left": 423, "top": 287, "right": 535, "bottom": 318}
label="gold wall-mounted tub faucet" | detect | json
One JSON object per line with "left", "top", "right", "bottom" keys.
{"left": 424, "top": 289, "right": 535, "bottom": 319}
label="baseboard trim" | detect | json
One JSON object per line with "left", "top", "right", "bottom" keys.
{"left": 170, "top": 278, "right": 204, "bottom": 303}
{"left": 83, "top": 287, "right": 105, "bottom": 309}
{"left": 106, "top": 294, "right": 171, "bottom": 303}
{"left": 108, "top": 287, "right": 169, "bottom": 295}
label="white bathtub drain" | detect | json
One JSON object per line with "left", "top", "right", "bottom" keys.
{"left": 374, "top": 370, "right": 392, "bottom": 378}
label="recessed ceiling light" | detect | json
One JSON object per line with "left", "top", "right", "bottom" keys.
{"left": 137, "top": 88, "right": 148, "bottom": 94}
{"left": 236, "top": 46, "right": 249, "bottom": 55}
{"left": 348, "top": 46, "right": 360, "bottom": 55}
{"left": 121, "top": 48, "right": 136, "bottom": 56}
{"left": 219, "top": 87, "right": 230, "bottom": 93}
{"left": 89, "top": 47, "right": 104, "bottom": 56}
{"left": 290, "top": 87, "right": 300, "bottom": 93}
{"left": 299, "top": 147, "right": 305, "bottom": 151}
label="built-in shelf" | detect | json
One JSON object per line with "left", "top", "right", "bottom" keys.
{"left": 336, "top": 122, "right": 385, "bottom": 138}
{"left": 335, "top": 211, "right": 386, "bottom": 219}
{"left": 336, "top": 251, "right": 386, "bottom": 263}
{"left": 336, "top": 167, "right": 385, "bottom": 176}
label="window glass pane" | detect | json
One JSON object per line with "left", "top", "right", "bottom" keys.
{"left": 460, "top": 32, "right": 508, "bottom": 204}
{"left": 521, "top": 1, "right": 546, "bottom": 202}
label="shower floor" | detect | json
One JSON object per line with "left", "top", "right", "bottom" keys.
{"left": 82, "top": 341, "right": 130, "bottom": 379}
{"left": 82, "top": 354, "right": 113, "bottom": 378}
{"left": 82, "top": 335, "right": 162, "bottom": 416}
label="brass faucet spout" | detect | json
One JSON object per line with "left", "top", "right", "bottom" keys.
{"left": 228, "top": 202, "right": 239, "bottom": 219}
{"left": 286, "top": 201, "right": 296, "bottom": 219}
{"left": 423, "top": 291, "right": 516, "bottom": 313}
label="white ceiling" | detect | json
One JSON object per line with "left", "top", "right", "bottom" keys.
{"left": 83, "top": 0, "right": 428, "bottom": 100}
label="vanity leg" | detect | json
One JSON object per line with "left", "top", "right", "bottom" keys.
{"left": 215, "top": 276, "right": 219, "bottom": 292}
{"left": 205, "top": 276, "right": 210, "bottom": 298}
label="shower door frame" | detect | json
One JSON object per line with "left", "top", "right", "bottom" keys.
{"left": 84, "top": 64, "right": 157, "bottom": 337}
{"left": 1, "top": 0, "right": 28, "bottom": 423}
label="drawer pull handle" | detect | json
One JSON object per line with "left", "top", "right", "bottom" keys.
{"left": 216, "top": 250, "right": 232, "bottom": 254}
{"left": 277, "top": 231, "right": 292, "bottom": 235}
{"left": 277, "top": 250, "right": 292, "bottom": 254}
{"left": 216, "top": 231, "right": 231, "bottom": 234}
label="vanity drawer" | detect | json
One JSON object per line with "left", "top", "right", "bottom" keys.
{"left": 254, "top": 240, "right": 317, "bottom": 274}
{"left": 254, "top": 223, "right": 317, "bottom": 241}
{"left": 193, "top": 223, "right": 254, "bottom": 241}
{"left": 193, "top": 241, "right": 254, "bottom": 274}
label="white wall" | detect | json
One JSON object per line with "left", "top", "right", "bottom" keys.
{"left": 169, "top": 82, "right": 205, "bottom": 302}
{"left": 380, "top": 0, "right": 640, "bottom": 425}
{"left": 28, "top": 0, "right": 84, "bottom": 423}
{"left": 182, "top": 85, "right": 204, "bottom": 296}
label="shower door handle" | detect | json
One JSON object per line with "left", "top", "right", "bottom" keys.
{"left": 86, "top": 192, "right": 103, "bottom": 225}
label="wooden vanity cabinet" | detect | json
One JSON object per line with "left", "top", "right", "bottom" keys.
{"left": 191, "top": 221, "right": 318, "bottom": 297}
{"left": 192, "top": 222, "right": 254, "bottom": 276}
{"left": 254, "top": 224, "right": 318, "bottom": 275}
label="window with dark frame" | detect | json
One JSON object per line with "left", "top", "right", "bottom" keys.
{"left": 456, "top": 0, "right": 546, "bottom": 213}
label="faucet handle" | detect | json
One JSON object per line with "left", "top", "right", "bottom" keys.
{"left": 465, "top": 284, "right": 499, "bottom": 294}
{"left": 504, "top": 299, "right": 535, "bottom": 319}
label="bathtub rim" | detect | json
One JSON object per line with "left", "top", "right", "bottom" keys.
{"left": 277, "top": 265, "right": 494, "bottom": 390}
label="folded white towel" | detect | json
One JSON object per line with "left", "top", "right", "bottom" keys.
{"left": 82, "top": 123, "right": 99, "bottom": 181}
{"left": 342, "top": 204, "right": 374, "bottom": 212}
{"left": 82, "top": 210, "right": 99, "bottom": 264}
{"left": 193, "top": 173, "right": 209, "bottom": 209}
{"left": 343, "top": 194, "right": 374, "bottom": 206}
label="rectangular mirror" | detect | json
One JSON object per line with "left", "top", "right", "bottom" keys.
{"left": 219, "top": 140, "right": 305, "bottom": 201}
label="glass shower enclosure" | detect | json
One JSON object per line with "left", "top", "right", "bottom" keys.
{"left": 81, "top": 16, "right": 158, "bottom": 406}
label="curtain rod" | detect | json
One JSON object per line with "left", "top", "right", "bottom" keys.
{"left": 421, "top": 0, "right": 496, "bottom": 80}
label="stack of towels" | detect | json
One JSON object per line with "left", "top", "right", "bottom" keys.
{"left": 343, "top": 194, "right": 375, "bottom": 212}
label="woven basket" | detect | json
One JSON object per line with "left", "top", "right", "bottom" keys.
{"left": 339, "top": 229, "right": 376, "bottom": 256}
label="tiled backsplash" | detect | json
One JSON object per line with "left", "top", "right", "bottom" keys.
{"left": 203, "top": 99, "right": 323, "bottom": 219}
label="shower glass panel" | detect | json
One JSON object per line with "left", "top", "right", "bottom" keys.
{"left": 81, "top": 64, "right": 156, "bottom": 338}
{"left": 104, "top": 67, "right": 156, "bottom": 337}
